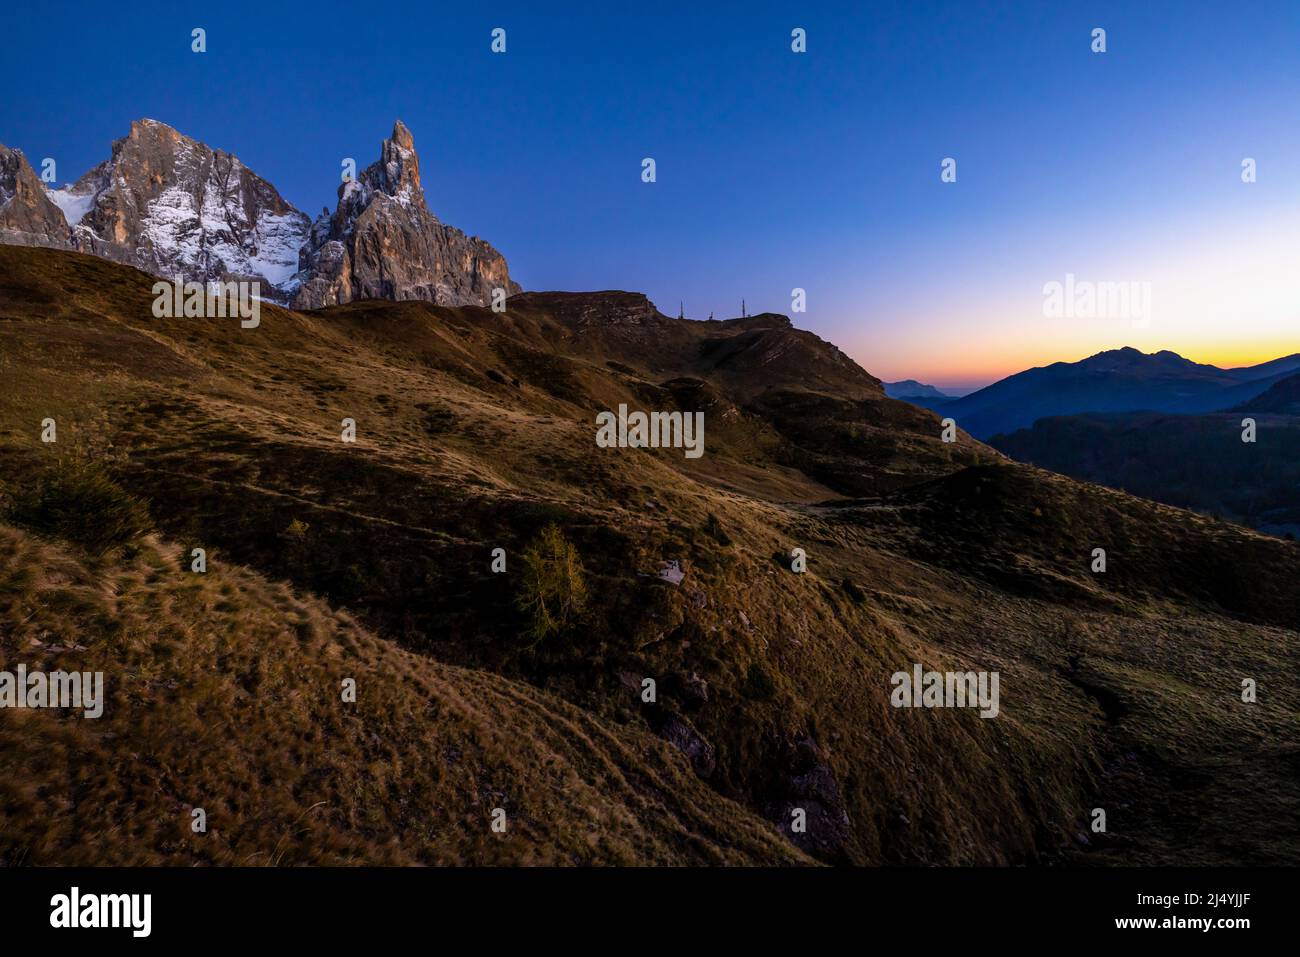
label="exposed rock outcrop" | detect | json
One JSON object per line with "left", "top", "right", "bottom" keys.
{"left": 291, "top": 121, "right": 519, "bottom": 310}
{"left": 0, "top": 119, "right": 519, "bottom": 309}
{"left": 0, "top": 145, "right": 73, "bottom": 250}
{"left": 47, "top": 120, "right": 309, "bottom": 302}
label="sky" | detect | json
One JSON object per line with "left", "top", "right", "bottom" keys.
{"left": 5, "top": 0, "right": 1299, "bottom": 394}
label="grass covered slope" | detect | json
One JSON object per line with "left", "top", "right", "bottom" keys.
{"left": 1, "top": 245, "right": 1297, "bottom": 866}
{"left": 0, "top": 522, "right": 809, "bottom": 866}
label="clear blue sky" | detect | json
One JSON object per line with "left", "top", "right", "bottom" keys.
{"left": 5, "top": 0, "right": 1300, "bottom": 392}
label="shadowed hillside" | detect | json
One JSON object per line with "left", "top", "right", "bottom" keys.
{"left": 1229, "top": 372, "right": 1300, "bottom": 415}
{"left": 0, "top": 523, "right": 808, "bottom": 865}
{"left": 991, "top": 399, "right": 1300, "bottom": 538}
{"left": 1, "top": 246, "right": 1297, "bottom": 866}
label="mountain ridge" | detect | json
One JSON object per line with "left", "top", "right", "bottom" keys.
{"left": 883, "top": 379, "right": 951, "bottom": 400}
{"left": 0, "top": 119, "right": 518, "bottom": 308}
{"left": 1227, "top": 371, "right": 1300, "bottom": 414}
{"left": 925, "top": 346, "right": 1300, "bottom": 438}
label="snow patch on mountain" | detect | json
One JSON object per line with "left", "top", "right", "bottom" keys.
{"left": 47, "top": 186, "right": 97, "bottom": 226}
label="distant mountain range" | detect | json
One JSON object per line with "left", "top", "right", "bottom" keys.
{"left": 884, "top": 347, "right": 1300, "bottom": 537}
{"left": 0, "top": 119, "right": 518, "bottom": 307}
{"left": 883, "top": 379, "right": 951, "bottom": 400}
{"left": 899, "top": 347, "right": 1300, "bottom": 439}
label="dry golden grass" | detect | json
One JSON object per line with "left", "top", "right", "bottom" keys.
{"left": 1, "top": 245, "right": 1296, "bottom": 865}
{"left": 0, "top": 523, "right": 810, "bottom": 865}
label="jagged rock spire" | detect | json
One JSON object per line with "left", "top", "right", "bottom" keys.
{"left": 291, "top": 120, "right": 519, "bottom": 309}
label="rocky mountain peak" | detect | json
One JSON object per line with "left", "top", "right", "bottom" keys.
{"left": 357, "top": 118, "right": 425, "bottom": 213}
{"left": 390, "top": 119, "right": 414, "bottom": 149}
{"left": 384, "top": 122, "right": 420, "bottom": 190}
{"left": 0, "top": 145, "right": 73, "bottom": 250}
{"left": 128, "top": 117, "right": 178, "bottom": 143}
{"left": 0, "top": 120, "right": 519, "bottom": 310}
{"left": 26, "top": 118, "right": 311, "bottom": 300}
{"left": 291, "top": 120, "right": 518, "bottom": 310}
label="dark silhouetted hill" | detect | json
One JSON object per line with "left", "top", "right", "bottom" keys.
{"left": 936, "top": 347, "right": 1300, "bottom": 438}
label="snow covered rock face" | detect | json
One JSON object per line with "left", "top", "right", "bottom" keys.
{"left": 0, "top": 145, "right": 73, "bottom": 250}
{"left": 4, "top": 119, "right": 519, "bottom": 310}
{"left": 291, "top": 120, "right": 520, "bottom": 310}
{"left": 51, "top": 120, "right": 311, "bottom": 302}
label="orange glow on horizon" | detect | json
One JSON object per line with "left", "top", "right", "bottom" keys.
{"left": 860, "top": 339, "right": 1300, "bottom": 393}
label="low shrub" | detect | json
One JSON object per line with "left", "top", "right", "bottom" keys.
{"left": 5, "top": 457, "right": 152, "bottom": 555}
